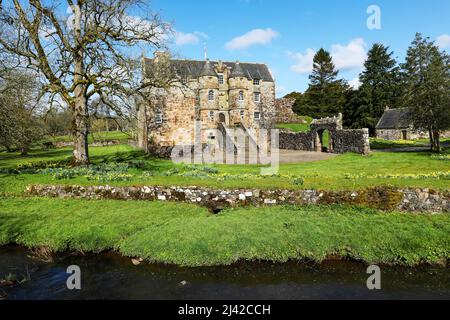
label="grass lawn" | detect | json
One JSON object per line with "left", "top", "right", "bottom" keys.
{"left": 0, "top": 144, "right": 449, "bottom": 196}
{"left": 0, "top": 197, "right": 448, "bottom": 266}
{"left": 0, "top": 142, "right": 448, "bottom": 268}
{"left": 275, "top": 123, "right": 310, "bottom": 133}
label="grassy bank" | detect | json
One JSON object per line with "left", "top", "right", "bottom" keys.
{"left": 0, "top": 145, "right": 449, "bottom": 196}
{"left": 275, "top": 123, "right": 310, "bottom": 133}
{"left": 0, "top": 197, "right": 448, "bottom": 267}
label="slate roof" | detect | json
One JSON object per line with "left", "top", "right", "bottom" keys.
{"left": 199, "top": 59, "right": 216, "bottom": 77}
{"left": 229, "top": 62, "right": 246, "bottom": 78}
{"left": 144, "top": 58, "right": 274, "bottom": 82}
{"left": 376, "top": 108, "right": 411, "bottom": 129}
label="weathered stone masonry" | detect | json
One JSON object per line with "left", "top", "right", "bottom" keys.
{"left": 279, "top": 113, "right": 370, "bottom": 155}
{"left": 28, "top": 185, "right": 449, "bottom": 213}
{"left": 138, "top": 53, "right": 276, "bottom": 152}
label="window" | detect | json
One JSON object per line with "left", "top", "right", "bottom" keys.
{"left": 155, "top": 112, "right": 163, "bottom": 124}
{"left": 254, "top": 112, "right": 261, "bottom": 120}
{"left": 209, "top": 111, "right": 215, "bottom": 121}
{"left": 208, "top": 132, "right": 216, "bottom": 141}
{"left": 253, "top": 79, "right": 260, "bottom": 85}
{"left": 218, "top": 74, "right": 224, "bottom": 85}
{"left": 240, "top": 110, "right": 245, "bottom": 119}
{"left": 208, "top": 90, "right": 214, "bottom": 101}
{"left": 238, "top": 91, "right": 244, "bottom": 101}
{"left": 181, "top": 76, "right": 188, "bottom": 85}
{"left": 254, "top": 92, "right": 261, "bottom": 102}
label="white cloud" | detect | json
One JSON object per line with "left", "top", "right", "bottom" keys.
{"left": 331, "top": 38, "right": 367, "bottom": 71}
{"left": 348, "top": 77, "right": 362, "bottom": 89}
{"left": 287, "top": 49, "right": 315, "bottom": 74}
{"left": 287, "top": 38, "right": 367, "bottom": 74}
{"left": 174, "top": 31, "right": 208, "bottom": 46}
{"left": 436, "top": 34, "right": 450, "bottom": 49}
{"left": 225, "top": 28, "right": 279, "bottom": 51}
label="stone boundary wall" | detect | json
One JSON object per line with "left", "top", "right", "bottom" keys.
{"left": 278, "top": 114, "right": 370, "bottom": 155}
{"left": 333, "top": 129, "right": 370, "bottom": 154}
{"left": 279, "top": 131, "right": 315, "bottom": 151}
{"left": 27, "top": 185, "right": 449, "bottom": 213}
{"left": 55, "top": 140, "right": 122, "bottom": 148}
{"left": 376, "top": 129, "right": 450, "bottom": 141}
{"left": 279, "top": 129, "right": 370, "bottom": 154}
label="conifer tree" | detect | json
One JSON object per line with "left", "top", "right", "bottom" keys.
{"left": 401, "top": 33, "right": 450, "bottom": 152}
{"left": 355, "top": 43, "right": 400, "bottom": 132}
{"left": 302, "top": 49, "right": 348, "bottom": 118}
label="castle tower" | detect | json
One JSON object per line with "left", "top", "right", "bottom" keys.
{"left": 198, "top": 59, "right": 220, "bottom": 127}
{"left": 228, "top": 61, "right": 249, "bottom": 125}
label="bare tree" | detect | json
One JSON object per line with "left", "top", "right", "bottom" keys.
{"left": 0, "top": 0, "right": 171, "bottom": 164}
{"left": 0, "top": 69, "right": 44, "bottom": 154}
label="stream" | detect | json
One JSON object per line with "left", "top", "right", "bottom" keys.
{"left": 0, "top": 246, "right": 448, "bottom": 300}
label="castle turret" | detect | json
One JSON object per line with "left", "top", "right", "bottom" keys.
{"left": 200, "top": 59, "right": 217, "bottom": 77}
{"left": 228, "top": 61, "right": 248, "bottom": 111}
{"left": 229, "top": 61, "right": 245, "bottom": 79}
{"left": 198, "top": 59, "right": 219, "bottom": 115}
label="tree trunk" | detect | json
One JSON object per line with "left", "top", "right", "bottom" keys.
{"left": 72, "top": 95, "right": 89, "bottom": 165}
{"left": 428, "top": 128, "right": 435, "bottom": 151}
{"left": 432, "top": 130, "right": 441, "bottom": 153}
{"left": 72, "top": 3, "right": 89, "bottom": 165}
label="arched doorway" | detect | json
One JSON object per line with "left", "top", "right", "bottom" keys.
{"left": 316, "top": 129, "right": 332, "bottom": 153}
{"left": 219, "top": 113, "right": 226, "bottom": 123}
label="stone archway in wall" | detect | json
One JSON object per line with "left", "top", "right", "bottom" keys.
{"left": 317, "top": 129, "right": 333, "bottom": 153}
{"left": 313, "top": 127, "right": 336, "bottom": 153}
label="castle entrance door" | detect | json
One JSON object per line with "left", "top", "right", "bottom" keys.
{"left": 219, "top": 113, "right": 226, "bottom": 123}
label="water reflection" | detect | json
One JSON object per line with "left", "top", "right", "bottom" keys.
{"left": 0, "top": 246, "right": 448, "bottom": 300}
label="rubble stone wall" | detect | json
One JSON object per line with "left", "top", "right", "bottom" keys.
{"left": 28, "top": 185, "right": 449, "bottom": 213}
{"left": 279, "top": 114, "right": 370, "bottom": 155}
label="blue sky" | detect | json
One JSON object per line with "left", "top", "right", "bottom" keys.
{"left": 149, "top": 0, "right": 449, "bottom": 96}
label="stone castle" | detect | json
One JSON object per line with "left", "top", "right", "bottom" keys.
{"left": 137, "top": 52, "right": 370, "bottom": 157}
{"left": 137, "top": 52, "right": 276, "bottom": 152}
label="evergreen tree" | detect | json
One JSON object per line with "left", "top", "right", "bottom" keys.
{"left": 302, "top": 49, "right": 349, "bottom": 118}
{"left": 309, "top": 48, "right": 339, "bottom": 87}
{"left": 401, "top": 33, "right": 450, "bottom": 152}
{"left": 355, "top": 44, "right": 400, "bottom": 133}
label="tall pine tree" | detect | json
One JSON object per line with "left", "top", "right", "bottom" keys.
{"left": 401, "top": 33, "right": 450, "bottom": 152}
{"left": 354, "top": 44, "right": 400, "bottom": 133}
{"left": 302, "top": 49, "right": 348, "bottom": 118}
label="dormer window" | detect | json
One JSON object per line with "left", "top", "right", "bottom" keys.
{"left": 218, "top": 74, "right": 224, "bottom": 85}
{"left": 254, "top": 92, "right": 261, "bottom": 103}
{"left": 253, "top": 79, "right": 260, "bottom": 85}
{"left": 208, "top": 90, "right": 214, "bottom": 101}
{"left": 155, "top": 112, "right": 163, "bottom": 124}
{"left": 238, "top": 91, "right": 244, "bottom": 101}
{"left": 181, "top": 76, "right": 188, "bottom": 85}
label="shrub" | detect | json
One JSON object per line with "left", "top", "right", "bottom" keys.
{"left": 292, "top": 177, "right": 304, "bottom": 186}
{"left": 39, "top": 163, "right": 134, "bottom": 181}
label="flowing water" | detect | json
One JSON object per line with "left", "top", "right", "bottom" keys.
{"left": 0, "top": 246, "right": 448, "bottom": 300}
